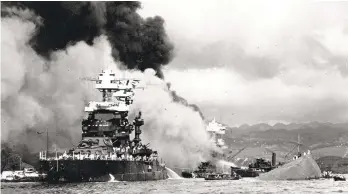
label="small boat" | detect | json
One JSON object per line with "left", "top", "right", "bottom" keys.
{"left": 204, "top": 173, "right": 240, "bottom": 180}
{"left": 1, "top": 168, "right": 45, "bottom": 182}
{"left": 333, "top": 176, "right": 346, "bottom": 181}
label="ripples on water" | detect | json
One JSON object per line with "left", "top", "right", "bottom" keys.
{"left": 2, "top": 178, "right": 348, "bottom": 194}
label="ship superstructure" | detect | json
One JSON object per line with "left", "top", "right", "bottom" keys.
{"left": 39, "top": 69, "right": 167, "bottom": 182}
{"left": 206, "top": 118, "right": 227, "bottom": 149}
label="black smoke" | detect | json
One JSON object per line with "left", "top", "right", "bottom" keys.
{"left": 2, "top": 1, "right": 203, "bottom": 118}
{"left": 1, "top": 1, "right": 174, "bottom": 78}
{"left": 167, "top": 83, "right": 205, "bottom": 119}
{"left": 1, "top": 1, "right": 205, "bottom": 168}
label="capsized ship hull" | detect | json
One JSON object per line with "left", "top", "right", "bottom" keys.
{"left": 258, "top": 154, "right": 321, "bottom": 180}
{"left": 40, "top": 160, "right": 167, "bottom": 182}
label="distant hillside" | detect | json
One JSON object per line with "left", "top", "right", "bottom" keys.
{"left": 316, "top": 156, "right": 348, "bottom": 174}
{"left": 221, "top": 122, "right": 348, "bottom": 164}
{"left": 224, "top": 122, "right": 348, "bottom": 148}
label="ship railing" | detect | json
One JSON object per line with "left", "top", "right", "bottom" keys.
{"left": 39, "top": 151, "right": 159, "bottom": 162}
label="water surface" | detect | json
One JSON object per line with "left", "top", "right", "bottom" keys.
{"left": 2, "top": 178, "right": 348, "bottom": 194}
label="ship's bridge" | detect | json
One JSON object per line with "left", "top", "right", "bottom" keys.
{"left": 95, "top": 69, "right": 141, "bottom": 90}
{"left": 206, "top": 118, "right": 226, "bottom": 135}
{"left": 206, "top": 118, "right": 227, "bottom": 149}
{"left": 85, "top": 101, "right": 129, "bottom": 112}
{"left": 112, "top": 90, "right": 134, "bottom": 98}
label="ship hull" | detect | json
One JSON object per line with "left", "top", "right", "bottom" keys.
{"left": 1, "top": 177, "right": 44, "bottom": 182}
{"left": 39, "top": 160, "right": 168, "bottom": 182}
{"left": 258, "top": 155, "right": 321, "bottom": 180}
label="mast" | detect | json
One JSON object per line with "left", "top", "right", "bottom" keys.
{"left": 46, "top": 128, "right": 49, "bottom": 157}
{"left": 297, "top": 134, "right": 300, "bottom": 154}
{"left": 19, "top": 157, "right": 22, "bottom": 170}
{"left": 56, "top": 148, "right": 58, "bottom": 172}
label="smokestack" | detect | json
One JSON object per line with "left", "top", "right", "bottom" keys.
{"left": 272, "top": 152, "right": 276, "bottom": 166}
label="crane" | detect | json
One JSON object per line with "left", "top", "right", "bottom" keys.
{"left": 227, "top": 147, "right": 247, "bottom": 160}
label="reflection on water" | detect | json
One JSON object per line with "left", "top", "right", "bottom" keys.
{"left": 1, "top": 178, "right": 348, "bottom": 194}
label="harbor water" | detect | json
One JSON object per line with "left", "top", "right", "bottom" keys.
{"left": 2, "top": 177, "right": 348, "bottom": 194}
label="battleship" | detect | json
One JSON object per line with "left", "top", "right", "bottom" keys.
{"left": 38, "top": 69, "right": 168, "bottom": 182}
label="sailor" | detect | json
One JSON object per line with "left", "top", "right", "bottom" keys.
{"left": 80, "top": 153, "right": 84, "bottom": 160}
{"left": 125, "top": 154, "right": 129, "bottom": 161}
{"left": 116, "top": 146, "right": 121, "bottom": 154}
{"left": 104, "top": 153, "right": 109, "bottom": 160}
{"left": 121, "top": 146, "right": 126, "bottom": 154}
{"left": 148, "top": 165, "right": 152, "bottom": 172}
{"left": 111, "top": 153, "right": 116, "bottom": 160}
{"left": 90, "top": 153, "right": 95, "bottom": 160}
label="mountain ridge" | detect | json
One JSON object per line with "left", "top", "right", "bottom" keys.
{"left": 217, "top": 121, "right": 348, "bottom": 157}
{"left": 224, "top": 121, "right": 348, "bottom": 133}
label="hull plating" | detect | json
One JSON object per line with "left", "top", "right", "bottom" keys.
{"left": 40, "top": 160, "right": 168, "bottom": 182}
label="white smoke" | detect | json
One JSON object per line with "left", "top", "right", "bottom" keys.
{"left": 128, "top": 70, "right": 217, "bottom": 168}
{"left": 1, "top": 7, "right": 216, "bottom": 168}
{"left": 216, "top": 160, "right": 237, "bottom": 173}
{"left": 1, "top": 8, "right": 106, "bottom": 150}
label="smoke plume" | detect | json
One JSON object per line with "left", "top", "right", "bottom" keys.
{"left": 1, "top": 2, "right": 212, "bottom": 168}
{"left": 1, "top": 6, "right": 109, "bottom": 150}
{"left": 2, "top": 2, "right": 173, "bottom": 78}
{"left": 167, "top": 83, "right": 205, "bottom": 119}
{"left": 128, "top": 70, "right": 215, "bottom": 168}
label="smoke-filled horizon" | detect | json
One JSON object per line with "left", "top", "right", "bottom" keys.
{"left": 140, "top": 0, "right": 348, "bottom": 126}
{"left": 2, "top": 1, "right": 174, "bottom": 78}
{"left": 1, "top": 2, "right": 214, "bottom": 168}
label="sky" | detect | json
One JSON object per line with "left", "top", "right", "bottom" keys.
{"left": 139, "top": 0, "right": 348, "bottom": 126}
